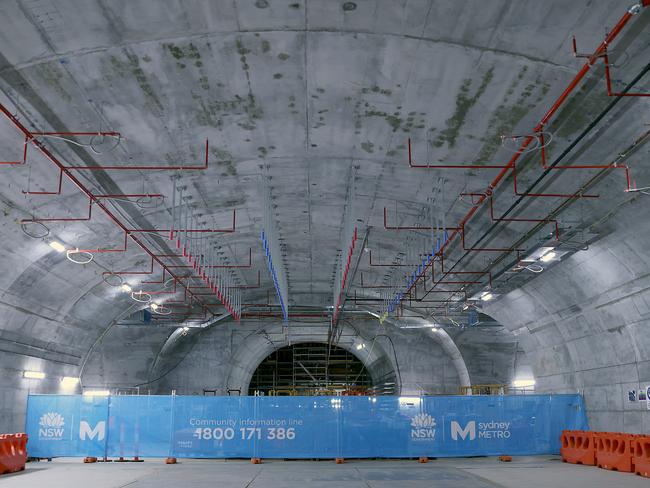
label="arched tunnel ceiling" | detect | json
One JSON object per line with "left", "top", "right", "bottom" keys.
{"left": 0, "top": 0, "right": 648, "bottom": 368}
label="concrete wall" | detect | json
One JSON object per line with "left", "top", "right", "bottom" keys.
{"left": 149, "top": 319, "right": 466, "bottom": 396}
{"left": 484, "top": 200, "right": 650, "bottom": 433}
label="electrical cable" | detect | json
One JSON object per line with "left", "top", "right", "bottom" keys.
{"left": 423, "top": 62, "right": 650, "bottom": 300}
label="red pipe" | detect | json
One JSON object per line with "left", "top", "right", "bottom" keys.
{"left": 0, "top": 135, "right": 28, "bottom": 165}
{"left": 127, "top": 209, "right": 236, "bottom": 234}
{"left": 21, "top": 197, "right": 93, "bottom": 223}
{"left": 383, "top": 207, "right": 460, "bottom": 231}
{"left": 0, "top": 103, "right": 219, "bottom": 315}
{"left": 32, "top": 131, "right": 121, "bottom": 136}
{"left": 572, "top": 36, "right": 650, "bottom": 97}
{"left": 437, "top": 255, "right": 493, "bottom": 288}
{"left": 93, "top": 193, "right": 165, "bottom": 200}
{"left": 62, "top": 139, "right": 210, "bottom": 170}
{"left": 406, "top": 6, "right": 648, "bottom": 302}
{"left": 487, "top": 196, "right": 560, "bottom": 240}
{"left": 332, "top": 227, "right": 358, "bottom": 325}
{"left": 233, "top": 270, "right": 261, "bottom": 288}
{"left": 460, "top": 225, "right": 524, "bottom": 253}
{"left": 74, "top": 230, "right": 130, "bottom": 254}
{"left": 368, "top": 249, "right": 422, "bottom": 267}
{"left": 166, "top": 247, "right": 251, "bottom": 268}
{"left": 537, "top": 130, "right": 635, "bottom": 191}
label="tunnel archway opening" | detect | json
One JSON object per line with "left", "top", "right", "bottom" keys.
{"left": 248, "top": 342, "right": 396, "bottom": 396}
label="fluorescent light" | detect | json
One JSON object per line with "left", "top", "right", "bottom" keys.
{"left": 83, "top": 390, "right": 110, "bottom": 396}
{"left": 540, "top": 251, "right": 557, "bottom": 263}
{"left": 522, "top": 246, "right": 554, "bottom": 262}
{"left": 61, "top": 376, "right": 79, "bottom": 387}
{"left": 355, "top": 343, "right": 365, "bottom": 350}
{"left": 49, "top": 241, "right": 66, "bottom": 253}
{"left": 480, "top": 292, "right": 493, "bottom": 302}
{"left": 120, "top": 283, "right": 132, "bottom": 292}
{"left": 512, "top": 379, "right": 536, "bottom": 388}
{"left": 23, "top": 370, "right": 45, "bottom": 379}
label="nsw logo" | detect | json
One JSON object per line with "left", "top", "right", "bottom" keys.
{"left": 39, "top": 412, "right": 65, "bottom": 440}
{"left": 410, "top": 413, "right": 436, "bottom": 440}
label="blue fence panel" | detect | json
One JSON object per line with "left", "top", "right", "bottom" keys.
{"left": 256, "top": 396, "right": 340, "bottom": 458}
{"left": 107, "top": 396, "right": 173, "bottom": 458}
{"left": 25, "top": 394, "right": 108, "bottom": 458}
{"left": 171, "top": 396, "right": 256, "bottom": 458}
{"left": 25, "top": 394, "right": 588, "bottom": 459}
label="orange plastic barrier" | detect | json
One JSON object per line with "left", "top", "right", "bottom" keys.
{"left": 0, "top": 433, "right": 28, "bottom": 475}
{"left": 632, "top": 435, "right": 650, "bottom": 478}
{"left": 595, "top": 432, "right": 633, "bottom": 473}
{"left": 560, "top": 430, "right": 595, "bottom": 465}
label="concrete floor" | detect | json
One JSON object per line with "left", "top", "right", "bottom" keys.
{"left": 1, "top": 457, "right": 648, "bottom": 488}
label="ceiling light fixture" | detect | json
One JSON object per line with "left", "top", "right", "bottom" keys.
{"left": 512, "top": 378, "right": 536, "bottom": 388}
{"left": 522, "top": 246, "right": 555, "bottom": 262}
{"left": 61, "top": 376, "right": 79, "bottom": 387}
{"left": 480, "top": 292, "right": 494, "bottom": 302}
{"left": 49, "top": 241, "right": 66, "bottom": 253}
{"left": 120, "top": 283, "right": 132, "bottom": 293}
{"left": 83, "top": 390, "right": 110, "bottom": 397}
{"left": 355, "top": 343, "right": 365, "bottom": 350}
{"left": 540, "top": 251, "right": 557, "bottom": 263}
{"left": 23, "top": 370, "right": 45, "bottom": 379}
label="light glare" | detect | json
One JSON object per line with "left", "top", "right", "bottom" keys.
{"left": 49, "top": 241, "right": 66, "bottom": 253}
{"left": 23, "top": 370, "right": 45, "bottom": 379}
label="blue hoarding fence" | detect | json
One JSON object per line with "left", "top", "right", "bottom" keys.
{"left": 25, "top": 394, "right": 588, "bottom": 459}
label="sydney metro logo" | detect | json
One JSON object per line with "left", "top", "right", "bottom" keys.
{"left": 410, "top": 413, "right": 436, "bottom": 440}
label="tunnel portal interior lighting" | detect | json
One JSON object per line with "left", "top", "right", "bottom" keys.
{"left": 61, "top": 376, "right": 79, "bottom": 387}
{"left": 23, "top": 370, "right": 45, "bottom": 379}
{"left": 49, "top": 241, "right": 66, "bottom": 253}
{"left": 83, "top": 389, "right": 110, "bottom": 396}
{"left": 540, "top": 251, "right": 558, "bottom": 263}
{"left": 522, "top": 246, "right": 555, "bottom": 263}
{"left": 512, "top": 378, "right": 536, "bottom": 388}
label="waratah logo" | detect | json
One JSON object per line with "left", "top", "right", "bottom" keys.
{"left": 39, "top": 412, "right": 65, "bottom": 428}
{"left": 410, "top": 413, "right": 436, "bottom": 429}
{"left": 38, "top": 412, "right": 65, "bottom": 439}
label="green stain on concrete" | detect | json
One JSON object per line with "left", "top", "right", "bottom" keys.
{"left": 361, "top": 141, "right": 374, "bottom": 153}
{"left": 110, "top": 53, "right": 163, "bottom": 112}
{"left": 37, "top": 64, "right": 72, "bottom": 102}
{"left": 361, "top": 85, "right": 392, "bottom": 96}
{"left": 211, "top": 148, "right": 237, "bottom": 176}
{"left": 278, "top": 53, "right": 290, "bottom": 61}
{"left": 472, "top": 66, "right": 538, "bottom": 163}
{"left": 261, "top": 40, "right": 271, "bottom": 53}
{"left": 432, "top": 66, "right": 494, "bottom": 149}
{"left": 165, "top": 44, "right": 185, "bottom": 59}
{"left": 553, "top": 81, "right": 609, "bottom": 138}
{"left": 236, "top": 39, "right": 252, "bottom": 56}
